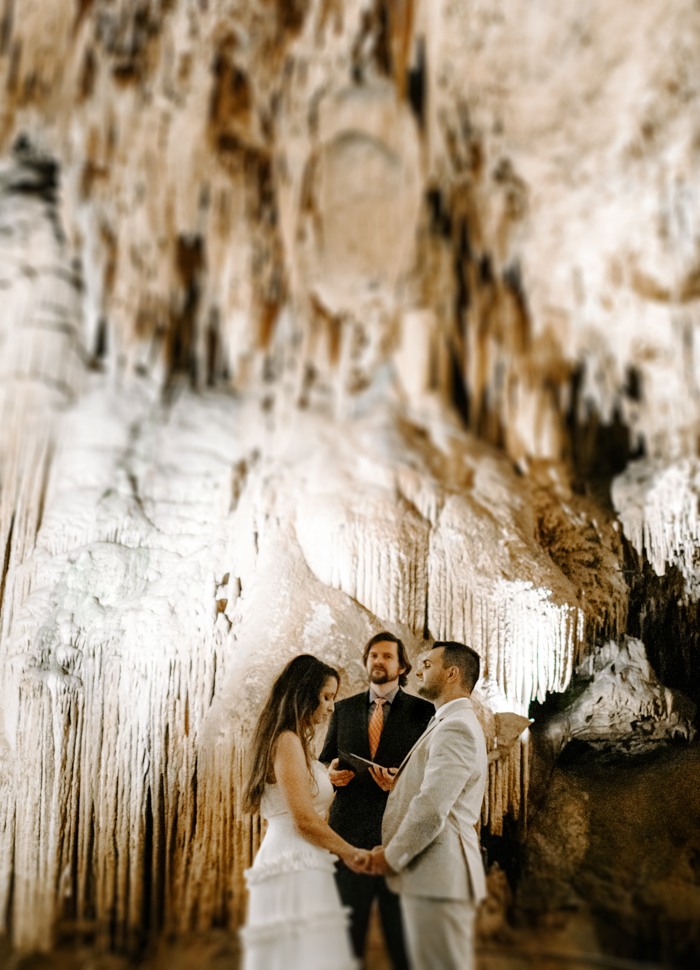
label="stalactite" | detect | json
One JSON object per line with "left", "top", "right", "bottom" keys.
{"left": 613, "top": 457, "right": 700, "bottom": 599}
{"left": 0, "top": 370, "right": 616, "bottom": 951}
{"left": 481, "top": 735, "right": 528, "bottom": 839}
{"left": 0, "top": 363, "right": 245, "bottom": 949}
{"left": 0, "top": 0, "right": 695, "bottom": 464}
{"left": 627, "top": 560, "right": 700, "bottom": 702}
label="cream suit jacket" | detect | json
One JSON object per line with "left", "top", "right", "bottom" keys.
{"left": 382, "top": 696, "right": 488, "bottom": 902}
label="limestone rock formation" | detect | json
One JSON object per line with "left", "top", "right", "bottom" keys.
{"left": 0, "top": 0, "right": 698, "bottom": 965}
{"left": 573, "top": 637, "right": 696, "bottom": 746}
{"left": 528, "top": 636, "right": 697, "bottom": 818}
{"left": 534, "top": 636, "right": 696, "bottom": 761}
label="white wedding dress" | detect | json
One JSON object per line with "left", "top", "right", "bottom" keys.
{"left": 241, "top": 759, "right": 358, "bottom": 970}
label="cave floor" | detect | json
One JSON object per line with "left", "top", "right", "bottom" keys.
{"left": 1, "top": 920, "right": 672, "bottom": 970}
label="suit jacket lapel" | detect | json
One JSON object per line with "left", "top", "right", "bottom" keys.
{"left": 348, "top": 690, "right": 371, "bottom": 759}
{"left": 395, "top": 712, "right": 438, "bottom": 776}
{"left": 394, "top": 699, "right": 471, "bottom": 774}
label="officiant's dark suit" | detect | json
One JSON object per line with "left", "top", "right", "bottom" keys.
{"left": 320, "top": 634, "right": 433, "bottom": 968}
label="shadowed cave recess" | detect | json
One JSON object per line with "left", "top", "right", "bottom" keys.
{"left": 0, "top": 1, "right": 700, "bottom": 968}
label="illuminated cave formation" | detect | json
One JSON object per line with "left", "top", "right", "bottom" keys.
{"left": 0, "top": 0, "right": 699, "bottom": 965}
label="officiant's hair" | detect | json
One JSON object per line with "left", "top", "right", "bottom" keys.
{"left": 363, "top": 632, "right": 412, "bottom": 687}
{"left": 433, "top": 641, "right": 481, "bottom": 692}
{"left": 243, "top": 654, "right": 340, "bottom": 813}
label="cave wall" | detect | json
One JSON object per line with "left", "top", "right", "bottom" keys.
{"left": 0, "top": 0, "right": 698, "bottom": 959}
{"left": 516, "top": 744, "right": 700, "bottom": 967}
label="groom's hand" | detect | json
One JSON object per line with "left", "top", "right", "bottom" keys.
{"left": 369, "top": 847, "right": 396, "bottom": 876}
{"left": 329, "top": 758, "right": 355, "bottom": 787}
{"left": 369, "top": 766, "right": 398, "bottom": 791}
{"left": 346, "top": 848, "right": 372, "bottom": 874}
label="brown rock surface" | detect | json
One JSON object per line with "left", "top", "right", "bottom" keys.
{"left": 517, "top": 742, "right": 700, "bottom": 967}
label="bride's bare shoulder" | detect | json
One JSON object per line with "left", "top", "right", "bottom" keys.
{"left": 271, "top": 732, "right": 306, "bottom": 785}
{"left": 274, "top": 730, "right": 303, "bottom": 756}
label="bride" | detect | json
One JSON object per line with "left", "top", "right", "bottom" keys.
{"left": 241, "top": 654, "right": 370, "bottom": 970}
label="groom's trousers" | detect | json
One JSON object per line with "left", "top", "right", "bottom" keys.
{"left": 335, "top": 866, "right": 410, "bottom": 970}
{"left": 400, "top": 895, "right": 476, "bottom": 970}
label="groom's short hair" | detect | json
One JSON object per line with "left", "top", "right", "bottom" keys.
{"left": 433, "top": 641, "right": 481, "bottom": 692}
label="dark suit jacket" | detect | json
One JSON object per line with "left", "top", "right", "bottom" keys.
{"left": 320, "top": 688, "right": 434, "bottom": 850}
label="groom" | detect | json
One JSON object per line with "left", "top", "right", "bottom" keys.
{"left": 368, "top": 641, "right": 488, "bottom": 970}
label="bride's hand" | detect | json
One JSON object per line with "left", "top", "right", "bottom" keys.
{"left": 345, "top": 848, "right": 372, "bottom": 874}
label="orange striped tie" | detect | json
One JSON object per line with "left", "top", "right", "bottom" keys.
{"left": 369, "top": 698, "right": 386, "bottom": 758}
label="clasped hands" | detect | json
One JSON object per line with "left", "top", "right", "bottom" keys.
{"left": 329, "top": 760, "right": 398, "bottom": 876}
{"left": 346, "top": 846, "right": 395, "bottom": 876}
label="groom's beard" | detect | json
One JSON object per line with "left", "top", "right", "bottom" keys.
{"left": 417, "top": 682, "right": 440, "bottom": 701}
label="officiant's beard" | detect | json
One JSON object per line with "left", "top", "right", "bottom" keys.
{"left": 369, "top": 667, "right": 392, "bottom": 684}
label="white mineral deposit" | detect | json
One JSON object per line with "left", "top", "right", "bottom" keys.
{"left": 0, "top": 2, "right": 698, "bottom": 968}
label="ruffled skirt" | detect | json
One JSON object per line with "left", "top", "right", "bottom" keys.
{"left": 241, "top": 819, "right": 358, "bottom": 970}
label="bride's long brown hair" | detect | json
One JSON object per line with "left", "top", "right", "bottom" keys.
{"left": 242, "top": 654, "right": 340, "bottom": 814}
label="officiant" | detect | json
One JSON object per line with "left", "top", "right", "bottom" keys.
{"left": 320, "top": 632, "right": 433, "bottom": 969}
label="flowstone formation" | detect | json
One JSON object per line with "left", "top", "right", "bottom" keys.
{"left": 0, "top": 0, "right": 698, "bottom": 965}
{"left": 535, "top": 637, "right": 696, "bottom": 761}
